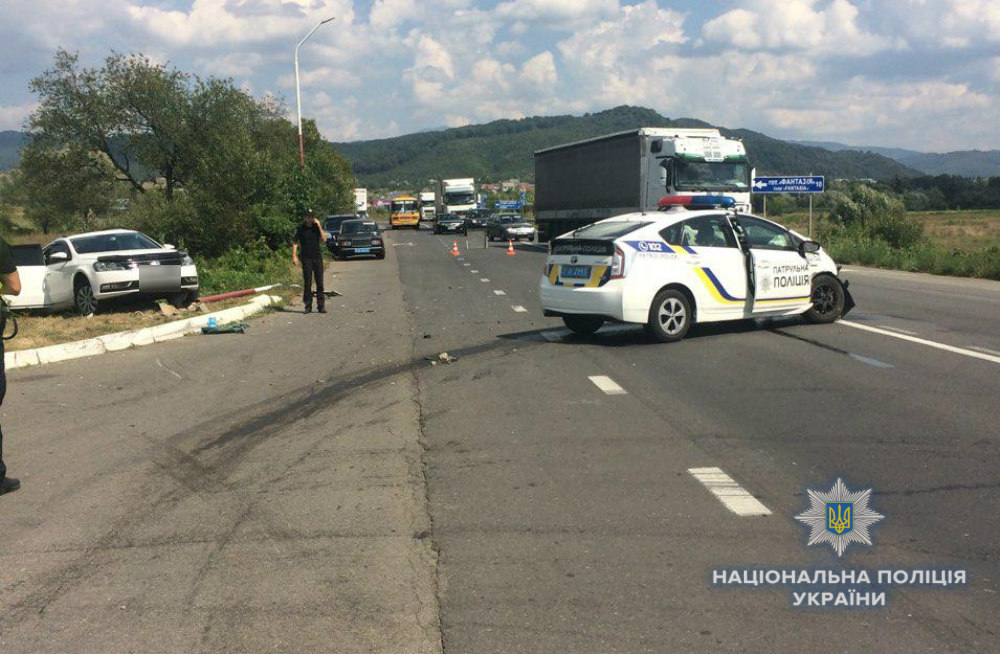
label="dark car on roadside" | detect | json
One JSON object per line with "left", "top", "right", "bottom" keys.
{"left": 434, "top": 213, "right": 468, "bottom": 235}
{"left": 466, "top": 208, "right": 492, "bottom": 229}
{"left": 324, "top": 214, "right": 359, "bottom": 252}
{"left": 331, "top": 219, "right": 385, "bottom": 260}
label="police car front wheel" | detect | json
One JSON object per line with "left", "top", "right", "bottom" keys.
{"left": 645, "top": 289, "right": 691, "bottom": 343}
{"left": 804, "top": 274, "right": 845, "bottom": 324}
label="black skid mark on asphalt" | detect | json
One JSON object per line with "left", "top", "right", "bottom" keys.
{"left": 188, "top": 333, "right": 542, "bottom": 458}
{"left": 769, "top": 328, "right": 894, "bottom": 368}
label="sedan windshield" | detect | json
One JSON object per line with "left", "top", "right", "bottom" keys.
{"left": 342, "top": 221, "right": 378, "bottom": 235}
{"left": 71, "top": 232, "right": 162, "bottom": 254}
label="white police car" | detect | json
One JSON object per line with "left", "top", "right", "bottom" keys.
{"left": 539, "top": 197, "right": 852, "bottom": 342}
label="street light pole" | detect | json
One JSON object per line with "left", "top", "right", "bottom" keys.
{"left": 295, "top": 16, "right": 335, "bottom": 168}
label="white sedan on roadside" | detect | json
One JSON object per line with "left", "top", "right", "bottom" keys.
{"left": 7, "top": 229, "right": 200, "bottom": 315}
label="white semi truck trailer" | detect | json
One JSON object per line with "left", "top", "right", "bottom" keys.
{"left": 533, "top": 128, "right": 752, "bottom": 241}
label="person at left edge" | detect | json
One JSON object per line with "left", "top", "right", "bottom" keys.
{"left": 0, "top": 236, "right": 22, "bottom": 496}
{"left": 292, "top": 210, "right": 328, "bottom": 314}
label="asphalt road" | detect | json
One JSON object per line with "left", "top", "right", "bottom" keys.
{"left": 396, "top": 227, "right": 999, "bottom": 653}
{"left": 2, "top": 224, "right": 998, "bottom": 653}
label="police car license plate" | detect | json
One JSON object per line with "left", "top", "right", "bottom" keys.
{"left": 355, "top": 248, "right": 371, "bottom": 253}
{"left": 561, "top": 265, "right": 590, "bottom": 279}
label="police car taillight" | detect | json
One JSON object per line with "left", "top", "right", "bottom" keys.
{"left": 610, "top": 245, "right": 626, "bottom": 279}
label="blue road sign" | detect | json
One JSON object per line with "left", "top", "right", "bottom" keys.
{"left": 496, "top": 200, "right": 522, "bottom": 209}
{"left": 752, "top": 176, "right": 825, "bottom": 194}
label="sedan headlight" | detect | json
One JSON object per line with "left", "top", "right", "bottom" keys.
{"left": 93, "top": 261, "right": 133, "bottom": 272}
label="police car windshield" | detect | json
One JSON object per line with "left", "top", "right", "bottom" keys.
{"left": 572, "top": 221, "right": 650, "bottom": 239}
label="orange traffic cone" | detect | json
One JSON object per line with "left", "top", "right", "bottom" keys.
{"left": 451, "top": 240, "right": 460, "bottom": 256}
{"left": 506, "top": 239, "right": 516, "bottom": 256}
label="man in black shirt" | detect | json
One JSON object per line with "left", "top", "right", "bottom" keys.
{"left": 292, "top": 210, "right": 328, "bottom": 313}
{"left": 0, "top": 236, "right": 22, "bottom": 495}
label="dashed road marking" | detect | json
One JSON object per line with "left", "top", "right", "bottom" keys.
{"left": 480, "top": 278, "right": 490, "bottom": 283}
{"left": 688, "top": 467, "right": 772, "bottom": 517}
{"left": 588, "top": 375, "right": 626, "bottom": 395}
{"left": 493, "top": 290, "right": 506, "bottom": 295}
{"left": 463, "top": 263, "right": 471, "bottom": 267}
{"left": 512, "top": 305, "right": 527, "bottom": 313}
{"left": 470, "top": 269, "right": 479, "bottom": 273}
{"left": 841, "top": 320, "right": 1000, "bottom": 366}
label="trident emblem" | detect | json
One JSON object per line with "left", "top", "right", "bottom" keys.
{"left": 827, "top": 503, "right": 853, "bottom": 535}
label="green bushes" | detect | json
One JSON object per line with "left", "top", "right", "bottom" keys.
{"left": 197, "top": 239, "right": 297, "bottom": 295}
{"left": 817, "top": 184, "right": 1000, "bottom": 281}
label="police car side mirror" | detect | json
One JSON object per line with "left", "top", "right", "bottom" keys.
{"left": 47, "top": 251, "right": 69, "bottom": 264}
{"left": 799, "top": 240, "right": 821, "bottom": 256}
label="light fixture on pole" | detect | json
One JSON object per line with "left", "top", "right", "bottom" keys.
{"left": 295, "top": 16, "right": 334, "bottom": 168}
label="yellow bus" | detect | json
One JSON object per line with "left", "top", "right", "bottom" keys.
{"left": 389, "top": 196, "right": 420, "bottom": 230}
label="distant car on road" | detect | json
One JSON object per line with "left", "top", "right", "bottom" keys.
{"left": 540, "top": 201, "right": 852, "bottom": 342}
{"left": 487, "top": 213, "right": 535, "bottom": 242}
{"left": 434, "top": 214, "right": 468, "bottom": 235}
{"left": 6, "top": 229, "right": 199, "bottom": 315}
{"left": 466, "top": 208, "right": 492, "bottom": 229}
{"left": 332, "top": 219, "right": 385, "bottom": 260}
{"left": 324, "top": 214, "right": 358, "bottom": 251}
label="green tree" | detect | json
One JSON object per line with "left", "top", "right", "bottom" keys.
{"left": 18, "top": 142, "right": 114, "bottom": 233}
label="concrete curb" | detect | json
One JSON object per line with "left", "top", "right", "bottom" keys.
{"left": 5, "top": 294, "right": 282, "bottom": 371}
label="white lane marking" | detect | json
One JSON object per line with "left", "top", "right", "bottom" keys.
{"left": 875, "top": 324, "right": 919, "bottom": 336}
{"left": 878, "top": 325, "right": 918, "bottom": 336}
{"left": 493, "top": 290, "right": 506, "bottom": 295}
{"left": 688, "top": 467, "right": 772, "bottom": 517}
{"left": 480, "top": 278, "right": 490, "bottom": 283}
{"left": 588, "top": 375, "right": 626, "bottom": 395}
{"left": 512, "top": 305, "right": 527, "bottom": 313}
{"left": 463, "top": 263, "right": 471, "bottom": 267}
{"left": 470, "top": 269, "right": 479, "bottom": 273}
{"left": 848, "top": 353, "right": 894, "bottom": 369}
{"left": 156, "top": 358, "right": 184, "bottom": 380}
{"left": 968, "top": 345, "right": 1000, "bottom": 357}
{"left": 841, "top": 320, "right": 1000, "bottom": 366}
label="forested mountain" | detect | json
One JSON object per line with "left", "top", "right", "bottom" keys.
{"left": 0, "top": 131, "right": 25, "bottom": 171}
{"left": 333, "top": 106, "right": 919, "bottom": 188}
{"left": 795, "top": 140, "right": 1000, "bottom": 177}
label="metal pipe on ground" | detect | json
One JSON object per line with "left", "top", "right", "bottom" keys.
{"left": 201, "top": 284, "right": 281, "bottom": 303}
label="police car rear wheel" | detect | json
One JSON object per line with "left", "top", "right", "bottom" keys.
{"left": 562, "top": 315, "right": 604, "bottom": 336}
{"left": 804, "top": 275, "right": 844, "bottom": 324}
{"left": 646, "top": 289, "right": 690, "bottom": 342}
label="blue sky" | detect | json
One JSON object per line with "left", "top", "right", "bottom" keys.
{"left": 1, "top": 0, "right": 999, "bottom": 152}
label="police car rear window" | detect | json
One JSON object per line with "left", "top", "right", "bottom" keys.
{"left": 573, "top": 221, "right": 650, "bottom": 240}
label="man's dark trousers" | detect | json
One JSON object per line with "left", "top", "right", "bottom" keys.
{"left": 302, "top": 256, "right": 325, "bottom": 310}
{"left": 0, "top": 340, "right": 7, "bottom": 480}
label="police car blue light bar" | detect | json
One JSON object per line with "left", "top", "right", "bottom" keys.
{"left": 657, "top": 195, "right": 737, "bottom": 210}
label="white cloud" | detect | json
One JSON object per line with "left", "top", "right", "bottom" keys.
{"left": 0, "top": 101, "right": 38, "bottom": 131}
{"left": 413, "top": 34, "right": 455, "bottom": 80}
{"left": 702, "top": 0, "right": 891, "bottom": 55}
{"left": 520, "top": 51, "right": 557, "bottom": 88}
{"left": 494, "top": 0, "right": 619, "bottom": 27}
{"left": 127, "top": 0, "right": 355, "bottom": 47}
